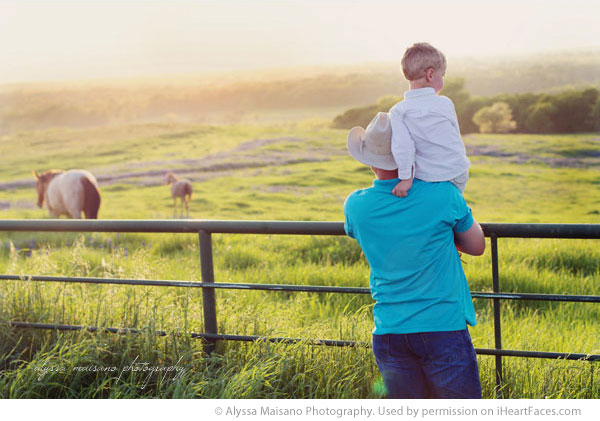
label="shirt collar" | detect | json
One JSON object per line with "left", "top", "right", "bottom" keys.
{"left": 404, "top": 87, "right": 435, "bottom": 99}
{"left": 373, "top": 178, "right": 400, "bottom": 190}
{"left": 373, "top": 178, "right": 423, "bottom": 190}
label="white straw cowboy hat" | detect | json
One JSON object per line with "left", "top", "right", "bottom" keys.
{"left": 347, "top": 112, "right": 397, "bottom": 170}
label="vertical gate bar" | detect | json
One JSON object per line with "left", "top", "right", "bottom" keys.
{"left": 491, "top": 234, "right": 503, "bottom": 398}
{"left": 199, "top": 230, "right": 218, "bottom": 354}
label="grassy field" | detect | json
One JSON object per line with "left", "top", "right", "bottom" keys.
{"left": 0, "top": 121, "right": 599, "bottom": 398}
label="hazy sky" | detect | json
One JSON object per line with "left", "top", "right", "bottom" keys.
{"left": 1, "top": 0, "right": 599, "bottom": 83}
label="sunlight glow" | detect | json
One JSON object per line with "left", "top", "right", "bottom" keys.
{"left": 1, "top": 0, "right": 599, "bottom": 83}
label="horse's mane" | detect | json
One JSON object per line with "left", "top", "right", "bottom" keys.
{"left": 34, "top": 169, "right": 64, "bottom": 183}
{"left": 45, "top": 169, "right": 65, "bottom": 175}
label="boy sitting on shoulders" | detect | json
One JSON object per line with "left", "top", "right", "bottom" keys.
{"left": 390, "top": 42, "right": 470, "bottom": 197}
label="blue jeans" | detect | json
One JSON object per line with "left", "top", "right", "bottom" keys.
{"left": 372, "top": 329, "right": 481, "bottom": 399}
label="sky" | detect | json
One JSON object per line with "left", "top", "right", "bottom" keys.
{"left": 1, "top": 0, "right": 600, "bottom": 83}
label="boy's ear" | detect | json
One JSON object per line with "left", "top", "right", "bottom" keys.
{"left": 425, "top": 67, "right": 435, "bottom": 82}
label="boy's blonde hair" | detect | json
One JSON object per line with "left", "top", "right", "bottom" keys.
{"left": 401, "top": 42, "right": 447, "bottom": 81}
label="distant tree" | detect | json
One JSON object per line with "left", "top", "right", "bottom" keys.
{"left": 593, "top": 97, "right": 600, "bottom": 131}
{"left": 550, "top": 88, "right": 598, "bottom": 132}
{"left": 525, "top": 101, "right": 557, "bottom": 133}
{"left": 472, "top": 102, "right": 516, "bottom": 133}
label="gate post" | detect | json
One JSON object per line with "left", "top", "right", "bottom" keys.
{"left": 199, "top": 230, "right": 218, "bottom": 354}
{"left": 491, "top": 234, "right": 503, "bottom": 397}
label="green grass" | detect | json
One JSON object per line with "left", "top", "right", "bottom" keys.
{"left": 0, "top": 122, "right": 599, "bottom": 398}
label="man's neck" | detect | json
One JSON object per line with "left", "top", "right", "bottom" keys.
{"left": 371, "top": 167, "right": 398, "bottom": 180}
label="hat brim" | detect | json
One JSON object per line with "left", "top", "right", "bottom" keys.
{"left": 347, "top": 126, "right": 398, "bottom": 171}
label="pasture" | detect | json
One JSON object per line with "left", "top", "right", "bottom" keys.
{"left": 0, "top": 121, "right": 599, "bottom": 398}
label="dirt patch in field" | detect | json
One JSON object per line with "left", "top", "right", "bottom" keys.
{"left": 0, "top": 199, "right": 37, "bottom": 211}
{"left": 0, "top": 136, "right": 335, "bottom": 191}
{"left": 467, "top": 144, "right": 600, "bottom": 168}
{"left": 96, "top": 136, "right": 334, "bottom": 187}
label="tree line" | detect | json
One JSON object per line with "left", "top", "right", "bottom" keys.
{"left": 332, "top": 79, "right": 600, "bottom": 134}
{"left": 1, "top": 50, "right": 599, "bottom": 135}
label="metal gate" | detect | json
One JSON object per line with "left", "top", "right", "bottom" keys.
{"left": 1, "top": 219, "right": 599, "bottom": 397}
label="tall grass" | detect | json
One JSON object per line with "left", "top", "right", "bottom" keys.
{"left": 1, "top": 126, "right": 599, "bottom": 397}
{"left": 0, "top": 232, "right": 598, "bottom": 398}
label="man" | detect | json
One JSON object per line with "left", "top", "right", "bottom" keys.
{"left": 344, "top": 112, "right": 485, "bottom": 399}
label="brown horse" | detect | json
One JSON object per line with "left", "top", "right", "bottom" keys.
{"left": 165, "top": 172, "right": 192, "bottom": 217}
{"left": 33, "top": 169, "right": 101, "bottom": 219}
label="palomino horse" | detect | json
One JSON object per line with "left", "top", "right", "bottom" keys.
{"left": 165, "top": 172, "right": 192, "bottom": 217}
{"left": 33, "top": 169, "right": 101, "bottom": 219}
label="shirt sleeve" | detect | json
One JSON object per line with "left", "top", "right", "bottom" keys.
{"left": 390, "top": 108, "right": 415, "bottom": 180}
{"left": 452, "top": 189, "right": 474, "bottom": 233}
{"left": 343, "top": 196, "right": 355, "bottom": 238}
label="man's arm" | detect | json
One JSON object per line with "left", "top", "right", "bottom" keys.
{"left": 454, "top": 220, "right": 485, "bottom": 256}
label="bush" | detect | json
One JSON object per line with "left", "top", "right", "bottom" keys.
{"left": 472, "top": 102, "right": 516, "bottom": 133}
{"left": 331, "top": 95, "right": 402, "bottom": 130}
{"left": 331, "top": 104, "right": 378, "bottom": 130}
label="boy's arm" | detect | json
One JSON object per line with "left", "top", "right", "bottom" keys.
{"left": 390, "top": 109, "right": 415, "bottom": 180}
{"left": 390, "top": 109, "right": 415, "bottom": 197}
{"left": 392, "top": 168, "right": 413, "bottom": 197}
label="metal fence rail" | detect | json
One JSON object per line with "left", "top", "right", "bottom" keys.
{"left": 1, "top": 219, "right": 599, "bottom": 398}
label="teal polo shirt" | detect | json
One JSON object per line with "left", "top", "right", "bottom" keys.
{"left": 344, "top": 178, "right": 477, "bottom": 334}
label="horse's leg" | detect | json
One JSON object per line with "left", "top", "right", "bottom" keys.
{"left": 185, "top": 195, "right": 190, "bottom": 217}
{"left": 67, "top": 205, "right": 82, "bottom": 219}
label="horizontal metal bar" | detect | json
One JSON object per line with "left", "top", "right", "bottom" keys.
{"left": 9, "top": 321, "right": 163, "bottom": 336}
{"left": 476, "top": 348, "right": 600, "bottom": 362}
{"left": 0, "top": 274, "right": 371, "bottom": 294}
{"left": 0, "top": 274, "right": 208, "bottom": 288}
{"left": 193, "top": 333, "right": 368, "bottom": 348}
{"left": 8, "top": 322, "right": 363, "bottom": 347}
{"left": 0, "top": 220, "right": 599, "bottom": 238}
{"left": 3, "top": 274, "right": 600, "bottom": 302}
{"left": 9, "top": 321, "right": 600, "bottom": 360}
{"left": 470, "top": 291, "right": 600, "bottom": 303}
{"left": 0, "top": 219, "right": 344, "bottom": 235}
{"left": 481, "top": 223, "right": 600, "bottom": 239}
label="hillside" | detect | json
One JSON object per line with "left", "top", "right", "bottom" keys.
{"left": 1, "top": 49, "right": 599, "bottom": 134}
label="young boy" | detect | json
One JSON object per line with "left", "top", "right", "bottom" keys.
{"left": 390, "top": 42, "right": 470, "bottom": 197}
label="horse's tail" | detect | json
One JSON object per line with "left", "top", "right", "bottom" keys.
{"left": 184, "top": 181, "right": 193, "bottom": 199}
{"left": 81, "top": 176, "right": 101, "bottom": 219}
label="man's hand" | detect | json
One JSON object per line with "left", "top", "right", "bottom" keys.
{"left": 392, "top": 178, "right": 413, "bottom": 197}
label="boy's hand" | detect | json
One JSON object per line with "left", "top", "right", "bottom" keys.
{"left": 392, "top": 178, "right": 413, "bottom": 197}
